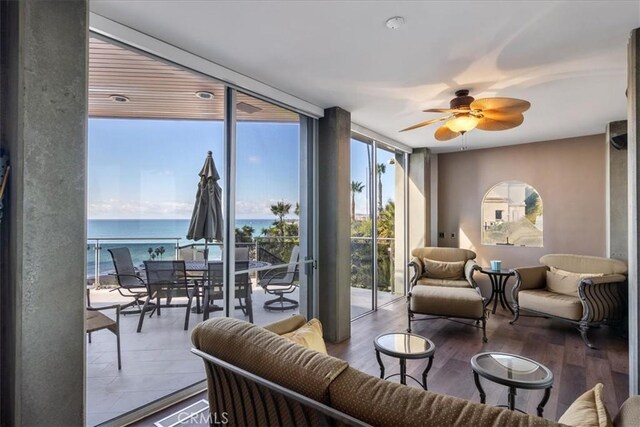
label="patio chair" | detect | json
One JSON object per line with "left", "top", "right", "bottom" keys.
{"left": 137, "top": 260, "right": 198, "bottom": 332}
{"left": 202, "top": 261, "right": 253, "bottom": 322}
{"left": 86, "top": 288, "right": 122, "bottom": 369}
{"left": 259, "top": 246, "right": 300, "bottom": 311}
{"left": 107, "top": 247, "right": 149, "bottom": 314}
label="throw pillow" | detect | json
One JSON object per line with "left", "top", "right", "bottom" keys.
{"left": 558, "top": 383, "right": 613, "bottom": 427}
{"left": 422, "top": 258, "right": 466, "bottom": 280}
{"left": 281, "top": 318, "right": 328, "bottom": 354}
{"left": 546, "top": 268, "right": 605, "bottom": 297}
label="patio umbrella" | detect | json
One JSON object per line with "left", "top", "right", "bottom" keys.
{"left": 187, "top": 151, "right": 223, "bottom": 260}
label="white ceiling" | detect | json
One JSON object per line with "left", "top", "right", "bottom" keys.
{"left": 90, "top": 0, "right": 640, "bottom": 153}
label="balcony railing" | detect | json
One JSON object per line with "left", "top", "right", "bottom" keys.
{"left": 86, "top": 235, "right": 395, "bottom": 289}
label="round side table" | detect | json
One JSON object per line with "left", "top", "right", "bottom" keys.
{"left": 478, "top": 267, "right": 515, "bottom": 314}
{"left": 471, "top": 351, "right": 554, "bottom": 417}
{"left": 374, "top": 332, "right": 436, "bottom": 390}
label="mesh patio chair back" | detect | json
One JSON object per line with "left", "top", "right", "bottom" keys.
{"left": 235, "top": 260, "right": 251, "bottom": 297}
{"left": 143, "top": 260, "right": 189, "bottom": 295}
{"left": 282, "top": 246, "right": 300, "bottom": 282}
{"left": 108, "top": 247, "right": 144, "bottom": 288}
{"left": 206, "top": 261, "right": 224, "bottom": 301}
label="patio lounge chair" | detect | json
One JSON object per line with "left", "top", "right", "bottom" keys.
{"left": 86, "top": 289, "right": 122, "bottom": 369}
{"left": 137, "top": 260, "right": 198, "bottom": 332}
{"left": 259, "top": 246, "right": 300, "bottom": 311}
{"left": 107, "top": 247, "right": 149, "bottom": 314}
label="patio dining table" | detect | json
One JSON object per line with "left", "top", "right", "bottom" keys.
{"left": 184, "top": 260, "right": 272, "bottom": 318}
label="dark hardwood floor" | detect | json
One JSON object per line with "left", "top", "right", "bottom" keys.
{"left": 327, "top": 299, "right": 629, "bottom": 422}
{"left": 132, "top": 299, "right": 629, "bottom": 425}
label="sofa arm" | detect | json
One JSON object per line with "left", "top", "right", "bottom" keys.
{"left": 408, "top": 257, "right": 423, "bottom": 290}
{"left": 464, "top": 259, "right": 480, "bottom": 288}
{"left": 578, "top": 274, "right": 627, "bottom": 323}
{"left": 511, "top": 266, "right": 547, "bottom": 304}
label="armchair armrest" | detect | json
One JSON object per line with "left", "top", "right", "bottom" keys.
{"left": 511, "top": 265, "right": 548, "bottom": 303}
{"left": 408, "top": 257, "right": 423, "bottom": 290}
{"left": 578, "top": 274, "right": 627, "bottom": 323}
{"left": 464, "top": 259, "right": 480, "bottom": 288}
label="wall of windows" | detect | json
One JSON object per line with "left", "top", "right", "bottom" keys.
{"left": 86, "top": 36, "right": 317, "bottom": 425}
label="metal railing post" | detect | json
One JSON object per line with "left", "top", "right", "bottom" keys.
{"left": 94, "top": 239, "right": 101, "bottom": 286}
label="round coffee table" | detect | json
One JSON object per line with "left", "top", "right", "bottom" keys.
{"left": 471, "top": 352, "right": 554, "bottom": 416}
{"left": 374, "top": 332, "right": 436, "bottom": 390}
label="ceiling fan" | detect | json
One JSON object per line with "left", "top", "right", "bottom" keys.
{"left": 400, "top": 89, "right": 531, "bottom": 141}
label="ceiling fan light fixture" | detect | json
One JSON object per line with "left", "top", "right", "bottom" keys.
{"left": 447, "top": 115, "right": 480, "bottom": 133}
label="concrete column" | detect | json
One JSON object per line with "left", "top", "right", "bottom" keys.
{"left": 628, "top": 27, "right": 640, "bottom": 396}
{"left": 318, "top": 107, "right": 351, "bottom": 342}
{"left": 606, "top": 120, "right": 628, "bottom": 261}
{"left": 408, "top": 148, "right": 432, "bottom": 253}
{"left": 393, "top": 153, "right": 406, "bottom": 294}
{"left": 0, "top": 1, "right": 87, "bottom": 424}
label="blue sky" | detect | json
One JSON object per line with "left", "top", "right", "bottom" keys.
{"left": 88, "top": 118, "right": 397, "bottom": 219}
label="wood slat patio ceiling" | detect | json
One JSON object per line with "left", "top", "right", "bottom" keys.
{"left": 89, "top": 38, "right": 299, "bottom": 122}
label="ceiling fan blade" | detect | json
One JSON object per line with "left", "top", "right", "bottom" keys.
{"left": 400, "top": 116, "right": 450, "bottom": 132}
{"left": 434, "top": 125, "right": 461, "bottom": 141}
{"left": 470, "top": 97, "right": 531, "bottom": 114}
{"left": 423, "top": 108, "right": 470, "bottom": 113}
{"left": 476, "top": 113, "right": 524, "bottom": 131}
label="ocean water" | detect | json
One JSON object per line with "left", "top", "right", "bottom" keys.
{"left": 87, "top": 218, "right": 274, "bottom": 278}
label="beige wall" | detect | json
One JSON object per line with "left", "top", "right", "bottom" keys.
{"left": 437, "top": 134, "right": 606, "bottom": 269}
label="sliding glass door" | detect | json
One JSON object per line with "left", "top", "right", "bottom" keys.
{"left": 350, "top": 133, "right": 407, "bottom": 318}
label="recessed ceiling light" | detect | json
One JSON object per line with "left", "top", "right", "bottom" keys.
{"left": 195, "top": 91, "right": 215, "bottom": 100}
{"left": 109, "top": 94, "right": 129, "bottom": 103}
{"left": 385, "top": 16, "right": 405, "bottom": 30}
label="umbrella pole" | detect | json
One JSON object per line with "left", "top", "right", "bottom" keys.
{"left": 204, "top": 240, "right": 209, "bottom": 262}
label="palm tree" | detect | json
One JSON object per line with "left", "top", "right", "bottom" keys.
{"left": 351, "top": 181, "right": 365, "bottom": 220}
{"left": 376, "top": 163, "right": 386, "bottom": 212}
{"left": 270, "top": 200, "right": 292, "bottom": 236}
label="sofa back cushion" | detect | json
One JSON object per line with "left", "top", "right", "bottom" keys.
{"left": 546, "top": 268, "right": 604, "bottom": 296}
{"left": 191, "top": 317, "right": 347, "bottom": 403}
{"left": 329, "top": 367, "right": 558, "bottom": 427}
{"left": 412, "top": 247, "right": 476, "bottom": 263}
{"left": 541, "top": 254, "right": 627, "bottom": 275}
{"left": 422, "top": 258, "right": 466, "bottom": 280}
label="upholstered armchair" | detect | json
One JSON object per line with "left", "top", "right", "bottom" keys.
{"left": 511, "top": 254, "right": 627, "bottom": 348}
{"left": 407, "top": 247, "right": 488, "bottom": 342}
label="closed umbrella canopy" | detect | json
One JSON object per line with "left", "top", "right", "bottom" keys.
{"left": 187, "top": 151, "right": 223, "bottom": 257}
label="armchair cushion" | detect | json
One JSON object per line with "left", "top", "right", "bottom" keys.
{"left": 541, "top": 254, "right": 627, "bottom": 275}
{"left": 416, "top": 277, "right": 471, "bottom": 288}
{"left": 422, "top": 258, "right": 466, "bottom": 280}
{"left": 547, "top": 269, "right": 604, "bottom": 297}
{"left": 518, "top": 289, "right": 583, "bottom": 320}
{"left": 558, "top": 383, "right": 612, "bottom": 427}
{"left": 263, "top": 314, "right": 307, "bottom": 335}
{"left": 513, "top": 265, "right": 548, "bottom": 291}
{"left": 410, "top": 286, "right": 484, "bottom": 318}
{"left": 412, "top": 247, "right": 476, "bottom": 263}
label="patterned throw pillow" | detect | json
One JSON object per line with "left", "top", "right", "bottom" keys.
{"left": 546, "top": 268, "right": 604, "bottom": 297}
{"left": 281, "top": 318, "right": 327, "bottom": 354}
{"left": 422, "top": 258, "right": 466, "bottom": 280}
{"left": 558, "top": 383, "right": 613, "bottom": 427}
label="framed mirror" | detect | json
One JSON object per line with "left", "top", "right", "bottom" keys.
{"left": 481, "top": 180, "right": 543, "bottom": 247}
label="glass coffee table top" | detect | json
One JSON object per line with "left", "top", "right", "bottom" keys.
{"left": 471, "top": 352, "right": 553, "bottom": 388}
{"left": 374, "top": 333, "right": 435, "bottom": 359}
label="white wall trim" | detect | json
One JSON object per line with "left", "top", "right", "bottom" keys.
{"left": 89, "top": 13, "right": 324, "bottom": 119}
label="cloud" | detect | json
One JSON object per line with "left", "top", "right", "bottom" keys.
{"left": 89, "top": 199, "right": 193, "bottom": 219}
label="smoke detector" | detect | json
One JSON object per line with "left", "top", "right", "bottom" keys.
{"left": 385, "top": 16, "right": 405, "bottom": 30}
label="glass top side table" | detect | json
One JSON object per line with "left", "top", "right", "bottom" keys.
{"left": 471, "top": 351, "right": 554, "bottom": 416}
